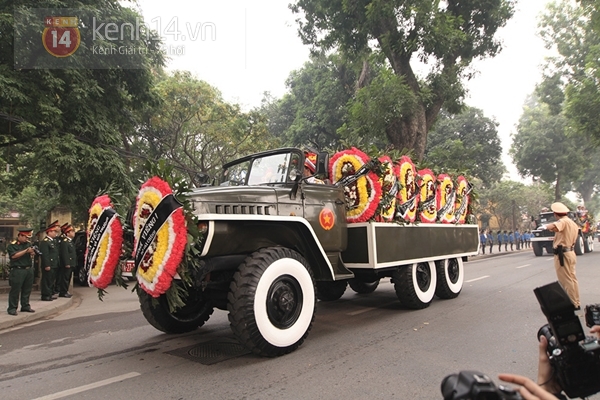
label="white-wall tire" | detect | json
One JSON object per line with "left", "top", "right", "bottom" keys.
{"left": 434, "top": 258, "right": 464, "bottom": 299}
{"left": 392, "top": 261, "right": 437, "bottom": 309}
{"left": 228, "top": 247, "right": 315, "bottom": 357}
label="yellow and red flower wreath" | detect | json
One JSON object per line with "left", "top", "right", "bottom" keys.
{"left": 86, "top": 195, "right": 123, "bottom": 289}
{"left": 133, "top": 176, "right": 187, "bottom": 297}
{"left": 397, "top": 156, "right": 419, "bottom": 223}
{"left": 454, "top": 176, "right": 470, "bottom": 224}
{"left": 418, "top": 169, "right": 437, "bottom": 223}
{"left": 376, "top": 156, "right": 398, "bottom": 222}
{"left": 329, "top": 148, "right": 382, "bottom": 223}
{"left": 436, "top": 174, "right": 455, "bottom": 224}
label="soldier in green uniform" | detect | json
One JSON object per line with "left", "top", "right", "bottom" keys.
{"left": 57, "top": 223, "right": 75, "bottom": 298}
{"left": 6, "top": 228, "right": 36, "bottom": 315}
{"left": 39, "top": 221, "right": 61, "bottom": 301}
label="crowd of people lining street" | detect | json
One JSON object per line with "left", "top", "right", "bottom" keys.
{"left": 478, "top": 228, "right": 532, "bottom": 254}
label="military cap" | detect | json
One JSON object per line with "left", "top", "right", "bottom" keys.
{"left": 551, "top": 202, "right": 570, "bottom": 213}
{"left": 45, "top": 220, "right": 60, "bottom": 232}
{"left": 61, "top": 223, "right": 74, "bottom": 234}
{"left": 304, "top": 152, "right": 317, "bottom": 173}
{"left": 18, "top": 228, "right": 34, "bottom": 237}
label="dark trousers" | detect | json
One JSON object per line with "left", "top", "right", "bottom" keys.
{"left": 489, "top": 243, "right": 493, "bottom": 253}
{"left": 41, "top": 267, "right": 57, "bottom": 298}
{"left": 57, "top": 266, "right": 72, "bottom": 295}
{"left": 498, "top": 243, "right": 502, "bottom": 252}
{"left": 7, "top": 268, "right": 33, "bottom": 312}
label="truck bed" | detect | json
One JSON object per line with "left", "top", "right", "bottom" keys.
{"left": 341, "top": 222, "right": 479, "bottom": 269}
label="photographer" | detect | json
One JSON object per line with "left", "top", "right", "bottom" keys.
{"left": 6, "top": 228, "right": 36, "bottom": 315}
{"left": 498, "top": 325, "right": 600, "bottom": 400}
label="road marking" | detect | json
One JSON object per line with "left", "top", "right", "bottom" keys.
{"left": 516, "top": 264, "right": 531, "bottom": 269}
{"left": 32, "top": 372, "right": 141, "bottom": 400}
{"left": 466, "top": 275, "right": 489, "bottom": 283}
{"left": 347, "top": 301, "right": 398, "bottom": 316}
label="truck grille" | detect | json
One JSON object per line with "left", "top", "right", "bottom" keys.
{"left": 533, "top": 230, "right": 554, "bottom": 238}
{"left": 214, "top": 204, "right": 273, "bottom": 215}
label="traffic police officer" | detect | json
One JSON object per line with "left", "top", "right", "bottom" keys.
{"left": 58, "top": 223, "right": 76, "bottom": 298}
{"left": 6, "top": 228, "right": 36, "bottom": 315}
{"left": 39, "top": 221, "right": 60, "bottom": 301}
{"left": 544, "top": 202, "right": 581, "bottom": 309}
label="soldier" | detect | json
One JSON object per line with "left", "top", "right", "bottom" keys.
{"left": 6, "top": 228, "right": 36, "bottom": 315}
{"left": 544, "top": 202, "right": 581, "bottom": 309}
{"left": 497, "top": 230, "right": 503, "bottom": 252}
{"left": 479, "top": 230, "right": 486, "bottom": 254}
{"left": 38, "top": 220, "right": 61, "bottom": 301}
{"left": 57, "top": 223, "right": 76, "bottom": 298}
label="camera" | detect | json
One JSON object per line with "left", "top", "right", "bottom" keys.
{"left": 441, "top": 370, "right": 523, "bottom": 399}
{"left": 31, "top": 245, "right": 42, "bottom": 256}
{"left": 534, "top": 281, "right": 600, "bottom": 399}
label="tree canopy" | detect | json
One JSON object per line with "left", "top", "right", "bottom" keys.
{"left": 425, "top": 107, "right": 504, "bottom": 187}
{"left": 290, "top": 0, "right": 515, "bottom": 159}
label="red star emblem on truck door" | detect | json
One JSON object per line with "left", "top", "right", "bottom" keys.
{"left": 319, "top": 208, "right": 335, "bottom": 230}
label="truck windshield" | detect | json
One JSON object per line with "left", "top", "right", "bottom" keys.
{"left": 220, "top": 152, "right": 300, "bottom": 186}
{"left": 247, "top": 153, "right": 297, "bottom": 185}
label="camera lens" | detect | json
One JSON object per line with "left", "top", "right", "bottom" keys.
{"left": 441, "top": 374, "right": 458, "bottom": 400}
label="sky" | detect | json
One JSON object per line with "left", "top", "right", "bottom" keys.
{"left": 136, "top": 0, "right": 554, "bottom": 179}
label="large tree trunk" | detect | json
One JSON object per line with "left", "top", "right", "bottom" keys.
{"left": 385, "top": 104, "right": 428, "bottom": 160}
{"left": 554, "top": 173, "right": 561, "bottom": 201}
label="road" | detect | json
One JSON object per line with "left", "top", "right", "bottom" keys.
{"left": 0, "top": 250, "right": 599, "bottom": 399}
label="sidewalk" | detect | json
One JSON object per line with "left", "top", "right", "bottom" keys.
{"left": 0, "top": 279, "right": 75, "bottom": 331}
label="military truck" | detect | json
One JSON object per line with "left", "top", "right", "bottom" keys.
{"left": 530, "top": 210, "right": 594, "bottom": 256}
{"left": 137, "top": 148, "right": 479, "bottom": 357}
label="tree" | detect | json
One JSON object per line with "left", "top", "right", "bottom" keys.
{"left": 510, "top": 96, "right": 585, "bottom": 201}
{"left": 425, "top": 107, "right": 504, "bottom": 187}
{"left": 262, "top": 53, "right": 358, "bottom": 150}
{"left": 538, "top": 0, "right": 600, "bottom": 144}
{"left": 478, "top": 181, "right": 553, "bottom": 231}
{"left": 133, "top": 71, "right": 279, "bottom": 184}
{"left": 290, "top": 0, "right": 514, "bottom": 160}
{"left": 0, "top": 0, "right": 165, "bottom": 220}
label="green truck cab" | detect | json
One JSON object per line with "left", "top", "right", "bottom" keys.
{"left": 138, "top": 147, "right": 479, "bottom": 357}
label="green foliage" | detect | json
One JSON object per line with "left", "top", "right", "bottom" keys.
{"left": 478, "top": 181, "right": 554, "bottom": 231}
{"left": 425, "top": 107, "right": 504, "bottom": 187}
{"left": 1, "top": 0, "right": 164, "bottom": 223}
{"left": 510, "top": 97, "right": 585, "bottom": 201}
{"left": 290, "top": 0, "right": 515, "bottom": 159}
{"left": 261, "top": 53, "right": 358, "bottom": 150}
{"left": 133, "top": 71, "right": 279, "bottom": 185}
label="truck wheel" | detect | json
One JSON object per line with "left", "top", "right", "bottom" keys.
{"left": 139, "top": 287, "right": 213, "bottom": 334}
{"left": 532, "top": 242, "right": 543, "bottom": 257}
{"left": 316, "top": 280, "right": 348, "bottom": 301}
{"left": 574, "top": 235, "right": 584, "bottom": 255}
{"left": 392, "top": 262, "right": 437, "bottom": 309}
{"left": 434, "top": 258, "right": 463, "bottom": 299}
{"left": 228, "top": 247, "right": 316, "bottom": 357}
{"left": 348, "top": 279, "right": 379, "bottom": 294}
{"left": 584, "top": 236, "right": 594, "bottom": 253}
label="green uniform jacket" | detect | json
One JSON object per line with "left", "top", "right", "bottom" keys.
{"left": 39, "top": 236, "right": 59, "bottom": 269}
{"left": 59, "top": 237, "right": 76, "bottom": 268}
{"left": 7, "top": 240, "right": 33, "bottom": 268}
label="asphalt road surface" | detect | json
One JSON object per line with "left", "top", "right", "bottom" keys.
{"left": 1, "top": 250, "right": 599, "bottom": 399}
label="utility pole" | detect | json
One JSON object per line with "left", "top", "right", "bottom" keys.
{"left": 511, "top": 200, "right": 517, "bottom": 231}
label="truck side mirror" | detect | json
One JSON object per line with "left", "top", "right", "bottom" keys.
{"left": 316, "top": 152, "right": 329, "bottom": 178}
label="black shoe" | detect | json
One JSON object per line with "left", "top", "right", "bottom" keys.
{"left": 41, "top": 297, "right": 53, "bottom": 301}
{"left": 58, "top": 293, "right": 72, "bottom": 298}
{"left": 575, "top": 306, "right": 581, "bottom": 311}
{"left": 20, "top": 308, "right": 35, "bottom": 313}
{"left": 7, "top": 310, "right": 17, "bottom": 316}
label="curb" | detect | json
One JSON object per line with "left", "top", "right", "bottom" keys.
{"left": 0, "top": 294, "right": 75, "bottom": 331}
